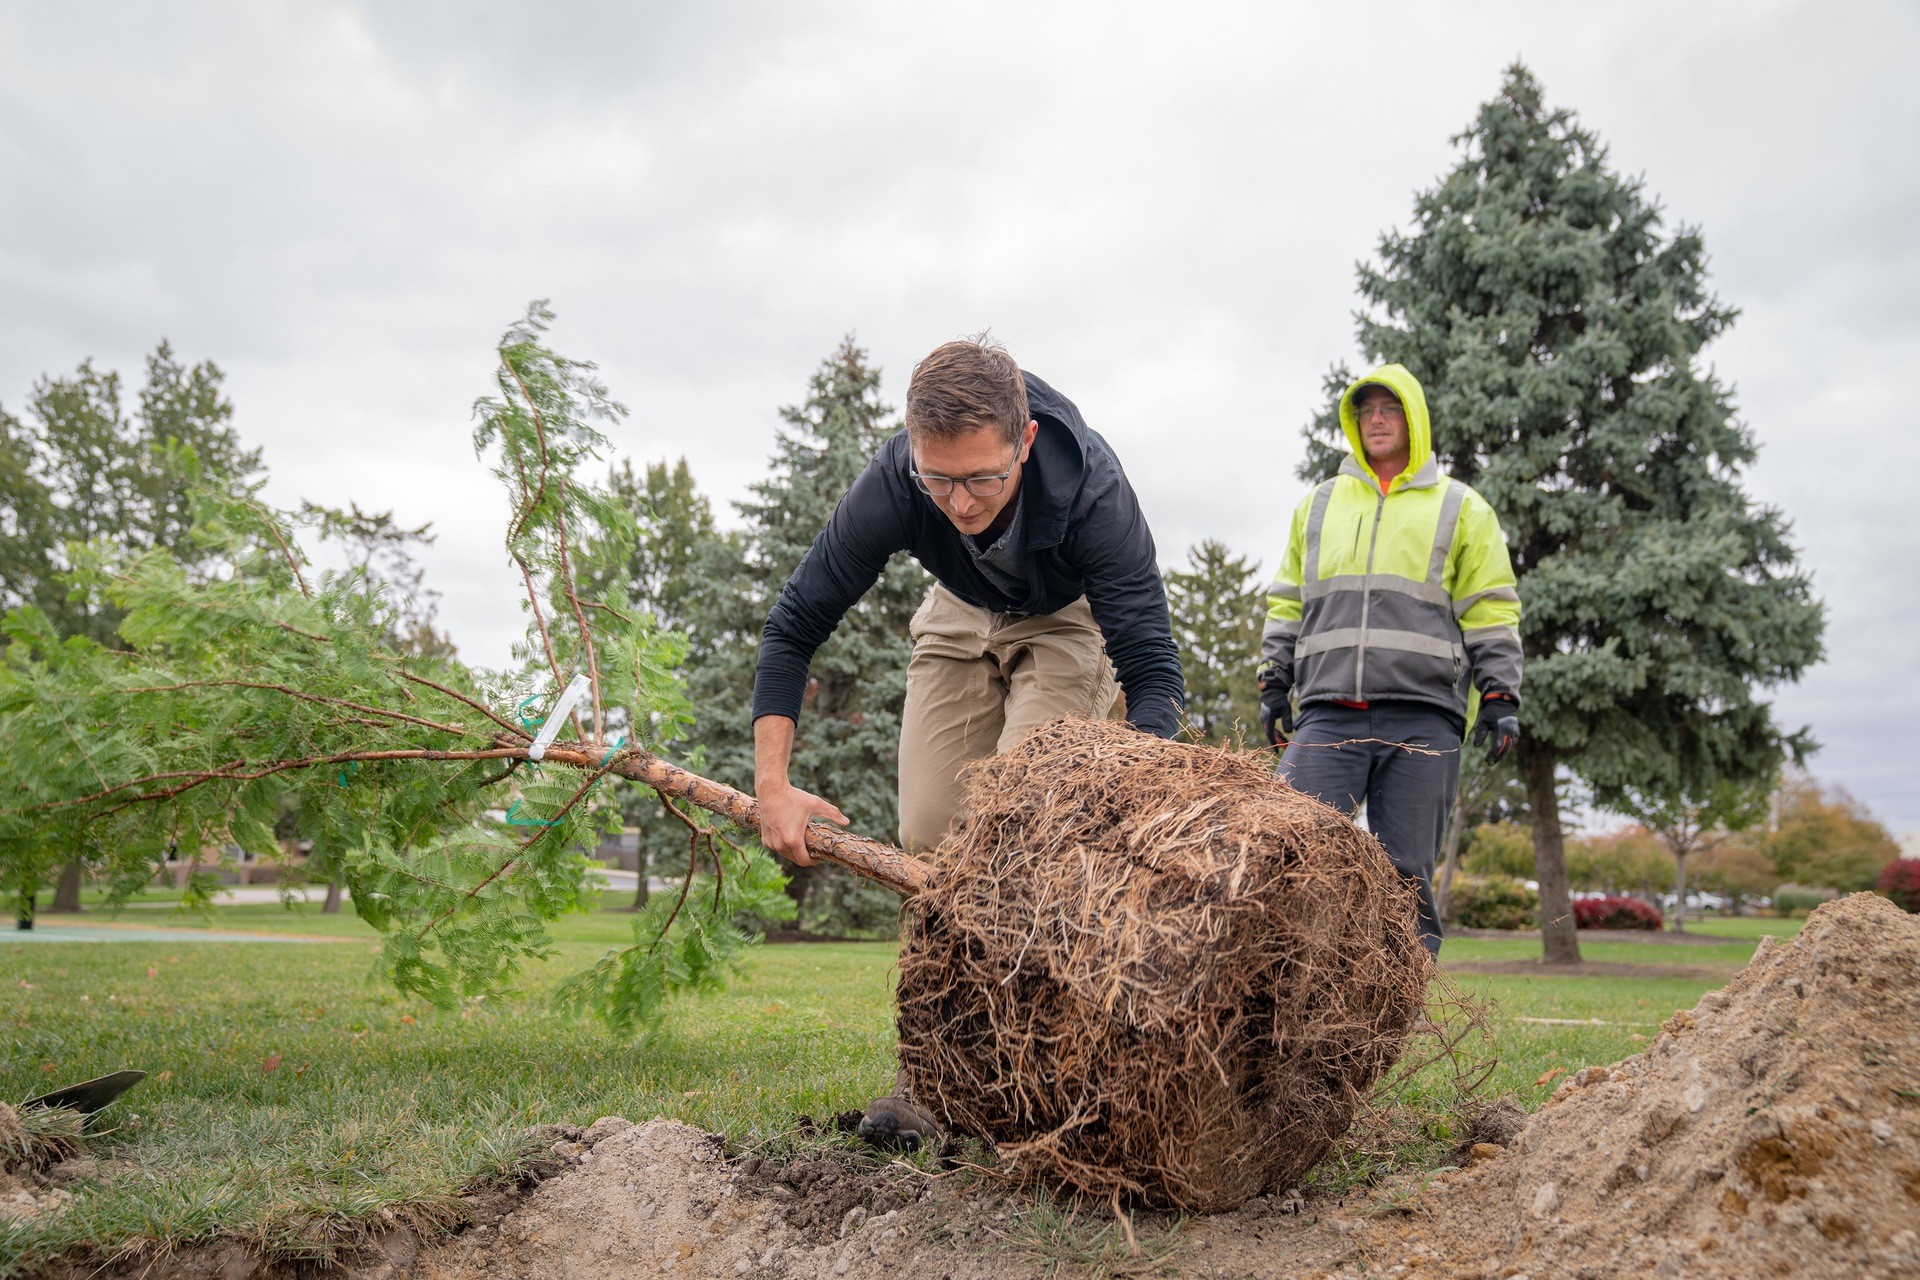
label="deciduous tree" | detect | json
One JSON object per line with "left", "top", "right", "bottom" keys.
{"left": 0, "top": 305, "right": 839, "bottom": 1029}
{"left": 1747, "top": 772, "right": 1899, "bottom": 892}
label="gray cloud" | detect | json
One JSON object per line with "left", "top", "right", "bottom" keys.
{"left": 3, "top": 0, "right": 1915, "bottom": 833}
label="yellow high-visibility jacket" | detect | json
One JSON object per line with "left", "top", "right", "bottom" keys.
{"left": 1263, "top": 364, "right": 1522, "bottom": 725}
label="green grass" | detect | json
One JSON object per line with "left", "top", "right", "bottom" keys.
{"left": 0, "top": 901, "right": 1803, "bottom": 1275}
{"left": 1681, "top": 915, "right": 1807, "bottom": 939}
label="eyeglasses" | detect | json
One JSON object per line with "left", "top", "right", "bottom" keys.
{"left": 910, "top": 453, "right": 1019, "bottom": 498}
{"left": 1354, "top": 399, "right": 1406, "bottom": 422}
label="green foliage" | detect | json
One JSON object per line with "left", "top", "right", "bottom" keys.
{"left": 594, "top": 457, "right": 716, "bottom": 634}
{"left": 1566, "top": 826, "right": 1674, "bottom": 895}
{"left": 1445, "top": 873, "right": 1539, "bottom": 931}
{"left": 0, "top": 342, "right": 262, "bottom": 646}
{"left": 0, "top": 303, "right": 795, "bottom": 1032}
{"left": 1461, "top": 822, "right": 1534, "bottom": 879}
{"left": 1741, "top": 772, "right": 1900, "bottom": 893}
{"left": 1689, "top": 839, "right": 1778, "bottom": 905}
{"left": 1299, "top": 64, "right": 1826, "bottom": 956}
{"left": 1164, "top": 539, "right": 1263, "bottom": 745}
{"left": 1770, "top": 883, "right": 1839, "bottom": 918}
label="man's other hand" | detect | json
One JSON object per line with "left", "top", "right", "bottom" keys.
{"left": 755, "top": 781, "right": 849, "bottom": 866}
{"left": 1472, "top": 692, "right": 1521, "bottom": 764}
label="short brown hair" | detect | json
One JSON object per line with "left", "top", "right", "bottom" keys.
{"left": 905, "top": 336, "right": 1029, "bottom": 444}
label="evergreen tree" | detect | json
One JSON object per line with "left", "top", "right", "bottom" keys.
{"left": 598, "top": 458, "right": 715, "bottom": 632}
{"left": 0, "top": 342, "right": 262, "bottom": 647}
{"left": 1164, "top": 539, "right": 1263, "bottom": 745}
{"left": 593, "top": 457, "right": 721, "bottom": 909}
{"left": 0, "top": 342, "right": 263, "bottom": 910}
{"left": 681, "top": 338, "right": 929, "bottom": 932}
{"left": 1299, "top": 65, "right": 1825, "bottom": 962}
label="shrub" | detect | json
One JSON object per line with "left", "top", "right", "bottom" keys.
{"left": 1573, "top": 895, "right": 1663, "bottom": 930}
{"left": 1875, "top": 860, "right": 1920, "bottom": 914}
{"left": 1461, "top": 822, "right": 1534, "bottom": 879}
{"left": 1771, "top": 883, "right": 1839, "bottom": 918}
{"left": 1446, "top": 874, "right": 1539, "bottom": 931}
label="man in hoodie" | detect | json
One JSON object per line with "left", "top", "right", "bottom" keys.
{"left": 752, "top": 336, "right": 1186, "bottom": 1144}
{"left": 1258, "top": 365, "right": 1523, "bottom": 954}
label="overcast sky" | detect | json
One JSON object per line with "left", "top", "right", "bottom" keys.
{"left": 3, "top": 0, "right": 1916, "bottom": 837}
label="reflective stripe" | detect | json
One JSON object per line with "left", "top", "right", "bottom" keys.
{"left": 1453, "top": 585, "right": 1521, "bottom": 618}
{"left": 1301, "top": 573, "right": 1451, "bottom": 606}
{"left": 1295, "top": 627, "right": 1460, "bottom": 661}
{"left": 1462, "top": 623, "right": 1521, "bottom": 647}
{"left": 1427, "top": 480, "right": 1468, "bottom": 585}
{"left": 1301, "top": 481, "right": 1337, "bottom": 580}
{"left": 1267, "top": 579, "right": 1302, "bottom": 602}
{"left": 1262, "top": 617, "right": 1300, "bottom": 639}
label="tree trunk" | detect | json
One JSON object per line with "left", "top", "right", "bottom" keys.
{"left": 322, "top": 876, "right": 343, "bottom": 914}
{"left": 51, "top": 860, "right": 83, "bottom": 913}
{"left": 1435, "top": 786, "right": 1469, "bottom": 922}
{"left": 631, "top": 848, "right": 650, "bottom": 911}
{"left": 1671, "top": 851, "right": 1688, "bottom": 933}
{"left": 1519, "top": 740, "right": 1581, "bottom": 964}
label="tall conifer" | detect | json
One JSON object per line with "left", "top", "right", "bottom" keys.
{"left": 1301, "top": 66, "right": 1824, "bottom": 962}
{"left": 683, "top": 338, "right": 929, "bottom": 930}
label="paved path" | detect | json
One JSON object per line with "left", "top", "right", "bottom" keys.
{"left": 11, "top": 923, "right": 345, "bottom": 943}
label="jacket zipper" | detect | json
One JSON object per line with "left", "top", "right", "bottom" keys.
{"left": 1355, "top": 491, "right": 1385, "bottom": 698}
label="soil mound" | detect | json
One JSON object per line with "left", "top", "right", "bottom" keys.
{"left": 895, "top": 719, "right": 1429, "bottom": 1212}
{"left": 1342, "top": 893, "right": 1920, "bottom": 1278}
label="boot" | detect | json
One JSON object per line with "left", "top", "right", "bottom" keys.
{"left": 856, "top": 1094, "right": 941, "bottom": 1152}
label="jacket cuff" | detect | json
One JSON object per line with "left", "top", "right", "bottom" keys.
{"left": 1126, "top": 693, "right": 1184, "bottom": 740}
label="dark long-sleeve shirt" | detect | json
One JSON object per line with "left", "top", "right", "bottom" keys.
{"left": 750, "top": 371, "right": 1186, "bottom": 738}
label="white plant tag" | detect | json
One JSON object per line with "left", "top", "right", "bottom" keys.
{"left": 527, "top": 673, "right": 592, "bottom": 762}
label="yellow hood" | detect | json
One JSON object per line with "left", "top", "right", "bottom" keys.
{"left": 1339, "top": 363, "right": 1433, "bottom": 494}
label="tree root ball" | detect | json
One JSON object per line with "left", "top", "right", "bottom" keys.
{"left": 895, "top": 720, "right": 1431, "bottom": 1212}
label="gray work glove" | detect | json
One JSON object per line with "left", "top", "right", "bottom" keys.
{"left": 1472, "top": 690, "right": 1521, "bottom": 763}
{"left": 1256, "top": 664, "right": 1294, "bottom": 747}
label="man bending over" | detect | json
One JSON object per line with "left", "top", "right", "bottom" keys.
{"left": 750, "top": 336, "right": 1186, "bottom": 1142}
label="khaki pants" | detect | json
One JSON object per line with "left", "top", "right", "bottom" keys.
{"left": 896, "top": 584, "right": 1120, "bottom": 853}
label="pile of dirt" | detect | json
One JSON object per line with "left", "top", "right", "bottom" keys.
{"left": 1331, "top": 893, "right": 1920, "bottom": 1278}
{"left": 897, "top": 719, "right": 1429, "bottom": 1211}
{"left": 411, "top": 1116, "right": 1037, "bottom": 1280}
{"left": 403, "top": 1118, "right": 1352, "bottom": 1279}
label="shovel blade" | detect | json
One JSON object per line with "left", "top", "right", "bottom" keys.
{"left": 21, "top": 1069, "right": 147, "bottom": 1116}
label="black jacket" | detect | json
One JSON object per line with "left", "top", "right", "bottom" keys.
{"left": 751, "top": 372, "right": 1185, "bottom": 738}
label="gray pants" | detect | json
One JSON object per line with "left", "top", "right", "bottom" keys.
{"left": 1277, "top": 701, "right": 1461, "bottom": 955}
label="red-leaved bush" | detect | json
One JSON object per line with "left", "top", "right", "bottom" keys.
{"left": 1876, "top": 859, "right": 1920, "bottom": 914}
{"left": 1572, "top": 895, "right": 1664, "bottom": 930}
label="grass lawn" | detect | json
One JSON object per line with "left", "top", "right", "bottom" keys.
{"left": 1, "top": 899, "right": 1799, "bottom": 1275}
